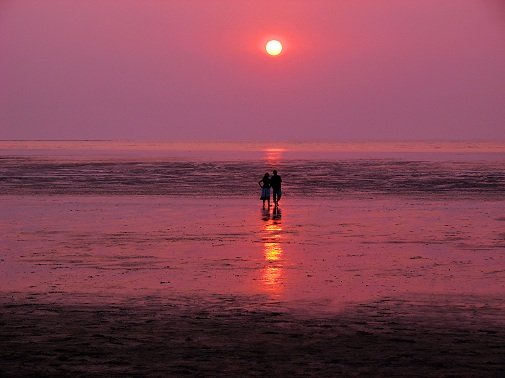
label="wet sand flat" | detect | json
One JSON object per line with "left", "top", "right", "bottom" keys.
{"left": 1, "top": 196, "right": 504, "bottom": 302}
{"left": 1, "top": 293, "right": 504, "bottom": 377}
{"left": 1, "top": 195, "right": 505, "bottom": 375}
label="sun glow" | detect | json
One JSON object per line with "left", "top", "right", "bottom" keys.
{"left": 265, "top": 40, "right": 283, "bottom": 56}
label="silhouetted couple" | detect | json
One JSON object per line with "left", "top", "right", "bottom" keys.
{"left": 258, "top": 170, "right": 282, "bottom": 208}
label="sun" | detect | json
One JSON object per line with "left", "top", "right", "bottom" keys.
{"left": 265, "top": 40, "right": 283, "bottom": 56}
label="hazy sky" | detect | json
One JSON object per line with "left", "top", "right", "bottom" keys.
{"left": 1, "top": 0, "right": 504, "bottom": 141}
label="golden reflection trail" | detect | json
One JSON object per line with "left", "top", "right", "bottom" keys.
{"left": 261, "top": 207, "right": 284, "bottom": 294}
{"left": 264, "top": 148, "right": 285, "bottom": 165}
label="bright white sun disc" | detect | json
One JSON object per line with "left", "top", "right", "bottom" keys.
{"left": 265, "top": 40, "right": 282, "bottom": 56}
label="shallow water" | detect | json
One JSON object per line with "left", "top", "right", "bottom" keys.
{"left": 1, "top": 141, "right": 504, "bottom": 198}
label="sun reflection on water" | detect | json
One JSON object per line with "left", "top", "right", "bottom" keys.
{"left": 264, "top": 148, "right": 285, "bottom": 165}
{"left": 261, "top": 207, "right": 284, "bottom": 294}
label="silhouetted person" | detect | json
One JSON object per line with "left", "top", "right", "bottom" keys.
{"left": 271, "top": 170, "right": 282, "bottom": 206}
{"left": 258, "top": 172, "right": 271, "bottom": 208}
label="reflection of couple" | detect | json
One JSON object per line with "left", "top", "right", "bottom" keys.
{"left": 261, "top": 203, "right": 282, "bottom": 221}
{"left": 258, "top": 170, "right": 282, "bottom": 208}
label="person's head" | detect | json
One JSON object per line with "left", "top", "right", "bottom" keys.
{"left": 264, "top": 172, "right": 269, "bottom": 179}
{"left": 273, "top": 170, "right": 277, "bottom": 175}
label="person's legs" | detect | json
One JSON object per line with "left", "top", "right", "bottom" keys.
{"left": 274, "top": 189, "right": 281, "bottom": 205}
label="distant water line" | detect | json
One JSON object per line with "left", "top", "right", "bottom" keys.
{"left": 1, "top": 140, "right": 505, "bottom": 159}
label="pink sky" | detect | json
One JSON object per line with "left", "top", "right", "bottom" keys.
{"left": 1, "top": 0, "right": 504, "bottom": 141}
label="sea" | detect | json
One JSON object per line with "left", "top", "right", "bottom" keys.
{"left": 1, "top": 140, "right": 504, "bottom": 198}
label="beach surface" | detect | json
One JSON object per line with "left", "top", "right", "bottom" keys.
{"left": 1, "top": 194, "right": 505, "bottom": 376}
{"left": 1, "top": 141, "right": 505, "bottom": 375}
